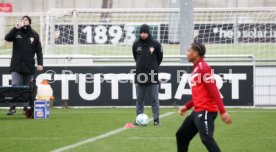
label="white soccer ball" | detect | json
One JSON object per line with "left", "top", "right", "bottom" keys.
{"left": 136, "top": 114, "right": 149, "bottom": 126}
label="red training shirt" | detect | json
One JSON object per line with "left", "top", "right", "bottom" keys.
{"left": 184, "top": 58, "right": 226, "bottom": 115}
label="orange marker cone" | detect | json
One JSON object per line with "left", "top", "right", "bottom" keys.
{"left": 124, "top": 123, "right": 136, "bottom": 129}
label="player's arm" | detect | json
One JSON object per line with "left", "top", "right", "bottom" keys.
{"left": 156, "top": 43, "right": 163, "bottom": 65}
{"left": 202, "top": 68, "right": 232, "bottom": 124}
{"left": 5, "top": 27, "right": 17, "bottom": 42}
{"left": 178, "top": 99, "right": 193, "bottom": 116}
{"left": 132, "top": 43, "right": 137, "bottom": 61}
{"left": 36, "top": 34, "right": 43, "bottom": 71}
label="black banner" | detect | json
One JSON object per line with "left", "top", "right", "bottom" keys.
{"left": 55, "top": 24, "right": 158, "bottom": 45}
{"left": 194, "top": 24, "right": 234, "bottom": 44}
{"left": 53, "top": 23, "right": 276, "bottom": 44}
{"left": 0, "top": 65, "right": 253, "bottom": 107}
{"left": 194, "top": 23, "right": 276, "bottom": 43}
{"left": 238, "top": 24, "right": 276, "bottom": 43}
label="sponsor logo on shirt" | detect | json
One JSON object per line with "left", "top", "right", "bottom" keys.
{"left": 136, "top": 47, "right": 142, "bottom": 52}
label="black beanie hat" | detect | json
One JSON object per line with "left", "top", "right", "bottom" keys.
{"left": 191, "top": 42, "right": 206, "bottom": 57}
{"left": 22, "top": 15, "right": 32, "bottom": 24}
{"left": 140, "top": 24, "right": 150, "bottom": 34}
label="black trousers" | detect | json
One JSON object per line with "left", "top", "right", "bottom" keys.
{"left": 136, "top": 84, "right": 159, "bottom": 120}
{"left": 176, "top": 111, "right": 221, "bottom": 152}
{"left": 10, "top": 72, "right": 34, "bottom": 108}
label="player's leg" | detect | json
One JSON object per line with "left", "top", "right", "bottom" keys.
{"left": 176, "top": 112, "right": 198, "bottom": 152}
{"left": 22, "top": 74, "right": 34, "bottom": 85}
{"left": 22, "top": 74, "right": 34, "bottom": 112}
{"left": 11, "top": 72, "right": 23, "bottom": 86}
{"left": 148, "top": 84, "right": 160, "bottom": 125}
{"left": 7, "top": 72, "right": 23, "bottom": 115}
{"left": 136, "top": 84, "right": 146, "bottom": 116}
{"left": 194, "top": 111, "right": 221, "bottom": 152}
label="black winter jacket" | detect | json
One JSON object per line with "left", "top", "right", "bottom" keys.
{"left": 132, "top": 36, "right": 163, "bottom": 85}
{"left": 5, "top": 26, "right": 43, "bottom": 74}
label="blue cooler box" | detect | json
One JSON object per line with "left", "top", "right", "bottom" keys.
{"left": 34, "top": 100, "right": 50, "bottom": 119}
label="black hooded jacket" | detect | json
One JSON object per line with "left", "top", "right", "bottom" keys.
{"left": 5, "top": 25, "right": 43, "bottom": 74}
{"left": 132, "top": 24, "right": 163, "bottom": 85}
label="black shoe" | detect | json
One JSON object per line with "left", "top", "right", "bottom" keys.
{"left": 153, "top": 121, "right": 161, "bottom": 126}
{"left": 7, "top": 106, "right": 16, "bottom": 115}
{"left": 133, "top": 121, "right": 139, "bottom": 126}
{"left": 154, "top": 118, "right": 160, "bottom": 126}
{"left": 23, "top": 106, "right": 28, "bottom": 114}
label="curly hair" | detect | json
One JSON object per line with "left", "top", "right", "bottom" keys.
{"left": 191, "top": 42, "right": 206, "bottom": 57}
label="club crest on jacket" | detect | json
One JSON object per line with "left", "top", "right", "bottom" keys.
{"left": 150, "top": 47, "right": 154, "bottom": 54}
{"left": 30, "top": 37, "right": 34, "bottom": 44}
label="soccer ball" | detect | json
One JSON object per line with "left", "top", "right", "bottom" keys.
{"left": 136, "top": 114, "right": 149, "bottom": 126}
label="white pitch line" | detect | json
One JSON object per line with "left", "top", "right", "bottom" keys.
{"left": 51, "top": 112, "right": 175, "bottom": 152}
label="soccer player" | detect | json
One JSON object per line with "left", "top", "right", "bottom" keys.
{"left": 176, "top": 43, "right": 232, "bottom": 152}
{"left": 132, "top": 24, "right": 163, "bottom": 125}
{"left": 4, "top": 15, "right": 43, "bottom": 115}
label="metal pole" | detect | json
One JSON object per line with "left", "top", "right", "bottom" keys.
{"left": 180, "top": 0, "right": 194, "bottom": 63}
{"left": 233, "top": 0, "right": 239, "bottom": 44}
{"left": 73, "top": 10, "right": 79, "bottom": 54}
{"left": 39, "top": 15, "right": 44, "bottom": 54}
{"left": 168, "top": 0, "right": 180, "bottom": 44}
{"left": 50, "top": 15, "right": 55, "bottom": 54}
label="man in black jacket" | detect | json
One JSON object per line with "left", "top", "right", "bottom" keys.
{"left": 4, "top": 15, "right": 43, "bottom": 115}
{"left": 132, "top": 24, "right": 163, "bottom": 125}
